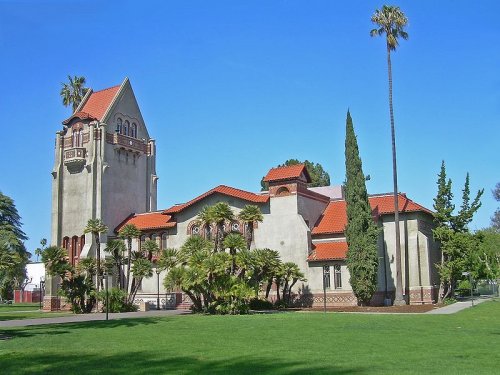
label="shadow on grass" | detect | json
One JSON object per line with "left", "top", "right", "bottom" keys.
{"left": 0, "top": 351, "right": 366, "bottom": 374}
{"left": 2, "top": 317, "right": 163, "bottom": 338}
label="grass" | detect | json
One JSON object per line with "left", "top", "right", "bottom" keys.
{"left": 0, "top": 303, "right": 71, "bottom": 321}
{"left": 1, "top": 301, "right": 499, "bottom": 374}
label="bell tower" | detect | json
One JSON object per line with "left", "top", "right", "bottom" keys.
{"left": 46, "top": 78, "right": 157, "bottom": 310}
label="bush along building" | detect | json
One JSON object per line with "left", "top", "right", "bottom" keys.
{"left": 45, "top": 80, "right": 439, "bottom": 310}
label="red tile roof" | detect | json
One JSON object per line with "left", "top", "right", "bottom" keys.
{"left": 312, "top": 194, "right": 432, "bottom": 235}
{"left": 263, "top": 164, "right": 311, "bottom": 183}
{"left": 163, "top": 185, "right": 269, "bottom": 214}
{"left": 307, "top": 241, "right": 348, "bottom": 262}
{"left": 80, "top": 85, "right": 121, "bottom": 120}
{"left": 115, "top": 212, "right": 176, "bottom": 232}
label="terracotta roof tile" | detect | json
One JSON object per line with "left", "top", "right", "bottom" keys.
{"left": 263, "top": 164, "right": 311, "bottom": 183}
{"left": 307, "top": 241, "right": 348, "bottom": 262}
{"left": 62, "top": 111, "right": 97, "bottom": 125}
{"left": 80, "top": 85, "right": 121, "bottom": 120}
{"left": 312, "top": 194, "right": 432, "bottom": 235}
{"left": 115, "top": 212, "right": 176, "bottom": 232}
{"left": 162, "top": 185, "right": 269, "bottom": 214}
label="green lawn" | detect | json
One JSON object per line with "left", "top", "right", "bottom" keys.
{"left": 1, "top": 301, "right": 499, "bottom": 374}
{"left": 0, "top": 303, "right": 71, "bottom": 321}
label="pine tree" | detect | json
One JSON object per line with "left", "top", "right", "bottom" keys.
{"left": 344, "top": 111, "right": 379, "bottom": 306}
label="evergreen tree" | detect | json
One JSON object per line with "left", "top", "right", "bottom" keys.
{"left": 344, "top": 111, "right": 379, "bottom": 306}
{"left": 491, "top": 182, "right": 500, "bottom": 230}
{"left": 432, "top": 161, "right": 483, "bottom": 302}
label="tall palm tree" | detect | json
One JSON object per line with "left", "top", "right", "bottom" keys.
{"left": 238, "top": 205, "right": 263, "bottom": 250}
{"left": 370, "top": 5, "right": 409, "bottom": 305}
{"left": 128, "top": 257, "right": 153, "bottom": 304}
{"left": 222, "top": 233, "right": 247, "bottom": 275}
{"left": 142, "top": 239, "right": 159, "bottom": 261}
{"left": 211, "top": 202, "right": 234, "bottom": 251}
{"left": 60, "top": 75, "right": 89, "bottom": 112}
{"left": 118, "top": 224, "right": 141, "bottom": 293}
{"left": 104, "top": 239, "right": 126, "bottom": 289}
{"left": 84, "top": 219, "right": 108, "bottom": 292}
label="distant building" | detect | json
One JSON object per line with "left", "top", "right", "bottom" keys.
{"left": 14, "top": 262, "right": 45, "bottom": 303}
{"left": 45, "top": 79, "right": 439, "bottom": 310}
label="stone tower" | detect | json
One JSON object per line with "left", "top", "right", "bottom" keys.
{"left": 46, "top": 78, "right": 157, "bottom": 309}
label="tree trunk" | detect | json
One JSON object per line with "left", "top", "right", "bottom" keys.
{"left": 95, "top": 233, "right": 101, "bottom": 293}
{"left": 265, "top": 278, "right": 273, "bottom": 299}
{"left": 246, "top": 223, "right": 253, "bottom": 250}
{"left": 387, "top": 44, "right": 405, "bottom": 306}
{"left": 126, "top": 239, "right": 132, "bottom": 294}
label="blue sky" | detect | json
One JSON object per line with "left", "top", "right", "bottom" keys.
{"left": 0, "top": 1, "right": 498, "bottom": 254}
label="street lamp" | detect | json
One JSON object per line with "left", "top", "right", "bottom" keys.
{"left": 155, "top": 267, "right": 161, "bottom": 310}
{"left": 462, "top": 271, "right": 474, "bottom": 307}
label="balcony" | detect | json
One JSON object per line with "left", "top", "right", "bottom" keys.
{"left": 106, "top": 132, "right": 147, "bottom": 154}
{"left": 64, "top": 147, "right": 86, "bottom": 171}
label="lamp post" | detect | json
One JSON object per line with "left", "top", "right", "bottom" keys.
{"left": 156, "top": 267, "right": 161, "bottom": 310}
{"left": 322, "top": 265, "right": 328, "bottom": 313}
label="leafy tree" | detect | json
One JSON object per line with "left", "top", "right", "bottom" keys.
{"left": 84, "top": 219, "right": 108, "bottom": 292}
{"left": 370, "top": 5, "right": 409, "bottom": 305}
{"left": 433, "top": 161, "right": 483, "bottom": 302}
{"left": 261, "top": 159, "right": 330, "bottom": 190}
{"left": 280, "top": 262, "right": 306, "bottom": 306}
{"left": 344, "top": 111, "right": 379, "bottom": 306}
{"left": 491, "top": 183, "right": 500, "bottom": 230}
{"left": 60, "top": 75, "right": 89, "bottom": 112}
{"left": 212, "top": 202, "right": 234, "bottom": 251}
{"left": 0, "top": 192, "right": 29, "bottom": 300}
{"left": 238, "top": 205, "right": 263, "bottom": 250}
{"left": 118, "top": 223, "right": 141, "bottom": 293}
{"left": 475, "top": 228, "right": 500, "bottom": 280}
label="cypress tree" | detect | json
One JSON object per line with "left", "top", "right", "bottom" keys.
{"left": 344, "top": 111, "right": 379, "bottom": 305}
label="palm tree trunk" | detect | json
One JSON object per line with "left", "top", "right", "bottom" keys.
{"left": 126, "top": 239, "right": 132, "bottom": 293}
{"left": 95, "top": 234, "right": 101, "bottom": 293}
{"left": 387, "top": 45, "right": 405, "bottom": 306}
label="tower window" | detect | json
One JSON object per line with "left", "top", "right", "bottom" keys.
{"left": 123, "top": 121, "right": 130, "bottom": 136}
{"left": 116, "top": 118, "right": 122, "bottom": 133}
{"left": 131, "top": 123, "right": 137, "bottom": 138}
{"left": 323, "top": 265, "right": 331, "bottom": 289}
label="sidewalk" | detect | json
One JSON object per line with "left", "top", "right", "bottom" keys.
{"left": 0, "top": 309, "right": 190, "bottom": 327}
{"left": 426, "top": 296, "right": 492, "bottom": 314}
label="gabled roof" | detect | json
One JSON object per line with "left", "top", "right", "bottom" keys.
{"left": 115, "top": 211, "right": 176, "bottom": 233}
{"left": 79, "top": 84, "right": 121, "bottom": 121}
{"left": 312, "top": 193, "right": 432, "bottom": 235}
{"left": 162, "top": 185, "right": 269, "bottom": 214}
{"left": 263, "top": 164, "right": 311, "bottom": 183}
{"left": 307, "top": 241, "right": 348, "bottom": 262}
{"left": 61, "top": 111, "right": 97, "bottom": 125}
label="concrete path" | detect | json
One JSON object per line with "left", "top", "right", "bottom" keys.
{"left": 426, "top": 296, "right": 492, "bottom": 314}
{"left": 0, "top": 309, "right": 190, "bottom": 327}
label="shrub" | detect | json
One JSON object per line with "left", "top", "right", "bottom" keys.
{"left": 98, "top": 288, "right": 137, "bottom": 313}
{"left": 249, "top": 298, "right": 273, "bottom": 310}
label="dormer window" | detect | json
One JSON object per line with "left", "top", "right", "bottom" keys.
{"left": 116, "top": 118, "right": 122, "bottom": 133}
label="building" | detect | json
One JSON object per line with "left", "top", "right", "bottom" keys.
{"left": 45, "top": 79, "right": 439, "bottom": 310}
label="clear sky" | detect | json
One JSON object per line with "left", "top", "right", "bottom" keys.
{"left": 1, "top": 1, "right": 498, "bottom": 255}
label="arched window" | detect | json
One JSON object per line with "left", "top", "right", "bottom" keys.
{"left": 62, "top": 236, "right": 70, "bottom": 250}
{"left": 72, "top": 130, "right": 78, "bottom": 147}
{"left": 71, "top": 236, "right": 78, "bottom": 266}
{"left": 191, "top": 225, "right": 200, "bottom": 236}
{"left": 78, "top": 129, "right": 83, "bottom": 147}
{"left": 80, "top": 235, "right": 85, "bottom": 256}
{"left": 116, "top": 118, "right": 122, "bottom": 133}
{"left": 161, "top": 233, "right": 168, "bottom": 250}
{"left": 140, "top": 235, "right": 147, "bottom": 251}
{"left": 131, "top": 123, "right": 137, "bottom": 138}
{"left": 123, "top": 121, "right": 130, "bottom": 136}
{"left": 276, "top": 186, "right": 291, "bottom": 196}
